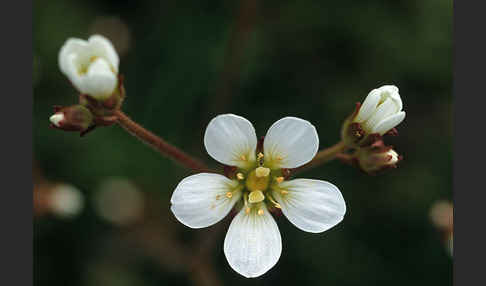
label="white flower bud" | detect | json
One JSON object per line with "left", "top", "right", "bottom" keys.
{"left": 58, "top": 34, "right": 119, "bottom": 99}
{"left": 354, "top": 85, "right": 406, "bottom": 135}
{"left": 48, "top": 105, "right": 94, "bottom": 135}
{"left": 356, "top": 142, "right": 402, "bottom": 174}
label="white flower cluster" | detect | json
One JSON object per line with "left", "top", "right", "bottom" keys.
{"left": 51, "top": 34, "right": 410, "bottom": 279}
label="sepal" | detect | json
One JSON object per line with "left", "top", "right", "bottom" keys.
{"left": 355, "top": 140, "right": 402, "bottom": 175}
{"left": 49, "top": 105, "right": 94, "bottom": 135}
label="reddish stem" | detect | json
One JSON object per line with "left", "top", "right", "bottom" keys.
{"left": 292, "top": 141, "right": 348, "bottom": 175}
{"left": 114, "top": 110, "right": 212, "bottom": 173}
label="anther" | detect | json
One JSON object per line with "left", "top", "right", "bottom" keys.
{"left": 216, "top": 194, "right": 221, "bottom": 200}
{"left": 258, "top": 209, "right": 264, "bottom": 216}
{"left": 240, "top": 155, "right": 247, "bottom": 161}
{"left": 255, "top": 167, "right": 270, "bottom": 178}
{"left": 236, "top": 173, "right": 245, "bottom": 180}
{"left": 280, "top": 190, "right": 289, "bottom": 195}
{"left": 275, "top": 176, "right": 284, "bottom": 183}
{"left": 245, "top": 207, "right": 251, "bottom": 214}
{"left": 276, "top": 156, "right": 283, "bottom": 161}
{"left": 226, "top": 192, "right": 233, "bottom": 198}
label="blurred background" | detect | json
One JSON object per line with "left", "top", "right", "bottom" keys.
{"left": 33, "top": 0, "right": 452, "bottom": 285}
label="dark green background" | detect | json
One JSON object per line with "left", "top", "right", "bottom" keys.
{"left": 34, "top": 0, "right": 452, "bottom": 285}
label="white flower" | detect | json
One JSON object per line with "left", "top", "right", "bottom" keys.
{"left": 170, "top": 114, "right": 346, "bottom": 278}
{"left": 354, "top": 85, "right": 406, "bottom": 135}
{"left": 58, "top": 34, "right": 119, "bottom": 99}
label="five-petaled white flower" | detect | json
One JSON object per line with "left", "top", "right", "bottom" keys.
{"left": 58, "top": 34, "right": 119, "bottom": 99}
{"left": 354, "top": 85, "right": 406, "bottom": 135}
{"left": 170, "top": 114, "right": 347, "bottom": 278}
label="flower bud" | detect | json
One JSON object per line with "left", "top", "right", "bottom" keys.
{"left": 58, "top": 34, "right": 119, "bottom": 100}
{"left": 342, "top": 85, "right": 405, "bottom": 147}
{"left": 49, "top": 105, "right": 94, "bottom": 135}
{"left": 355, "top": 141, "right": 401, "bottom": 174}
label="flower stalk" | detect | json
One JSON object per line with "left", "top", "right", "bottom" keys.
{"left": 113, "top": 110, "right": 212, "bottom": 173}
{"left": 291, "top": 141, "right": 348, "bottom": 175}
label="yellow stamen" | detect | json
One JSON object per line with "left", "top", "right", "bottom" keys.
{"left": 280, "top": 190, "right": 289, "bottom": 195}
{"left": 248, "top": 190, "right": 265, "bottom": 203}
{"left": 276, "top": 156, "right": 283, "bottom": 161}
{"left": 240, "top": 155, "right": 247, "bottom": 161}
{"left": 275, "top": 176, "right": 284, "bottom": 183}
{"left": 258, "top": 209, "right": 264, "bottom": 216}
{"left": 226, "top": 192, "right": 233, "bottom": 198}
{"left": 255, "top": 166, "right": 270, "bottom": 178}
{"left": 267, "top": 195, "right": 281, "bottom": 209}
{"left": 245, "top": 207, "right": 251, "bottom": 214}
{"left": 236, "top": 173, "right": 245, "bottom": 180}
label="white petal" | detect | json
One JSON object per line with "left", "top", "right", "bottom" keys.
{"left": 263, "top": 117, "right": 319, "bottom": 169}
{"left": 80, "top": 58, "right": 117, "bottom": 98}
{"left": 204, "top": 114, "right": 257, "bottom": 169}
{"left": 62, "top": 53, "right": 85, "bottom": 92}
{"left": 58, "top": 38, "right": 89, "bottom": 76}
{"left": 355, "top": 89, "right": 381, "bottom": 122}
{"left": 378, "top": 85, "right": 402, "bottom": 111}
{"left": 372, "top": 111, "right": 406, "bottom": 135}
{"left": 273, "top": 179, "right": 346, "bottom": 233}
{"left": 170, "top": 173, "right": 241, "bottom": 229}
{"left": 88, "top": 34, "right": 119, "bottom": 72}
{"left": 362, "top": 97, "right": 398, "bottom": 132}
{"left": 58, "top": 35, "right": 119, "bottom": 92}
{"left": 224, "top": 205, "right": 282, "bottom": 278}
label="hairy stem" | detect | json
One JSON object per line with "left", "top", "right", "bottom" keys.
{"left": 292, "top": 141, "right": 348, "bottom": 175}
{"left": 114, "top": 110, "right": 212, "bottom": 173}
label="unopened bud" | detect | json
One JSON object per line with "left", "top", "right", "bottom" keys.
{"left": 342, "top": 85, "right": 405, "bottom": 147}
{"left": 59, "top": 35, "right": 119, "bottom": 100}
{"left": 356, "top": 141, "right": 401, "bottom": 174}
{"left": 49, "top": 105, "right": 94, "bottom": 135}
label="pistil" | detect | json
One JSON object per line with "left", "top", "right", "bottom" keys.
{"left": 246, "top": 167, "right": 271, "bottom": 192}
{"left": 248, "top": 190, "right": 265, "bottom": 203}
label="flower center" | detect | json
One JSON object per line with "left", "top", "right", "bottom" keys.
{"left": 245, "top": 166, "right": 271, "bottom": 193}
{"left": 230, "top": 152, "right": 285, "bottom": 214}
